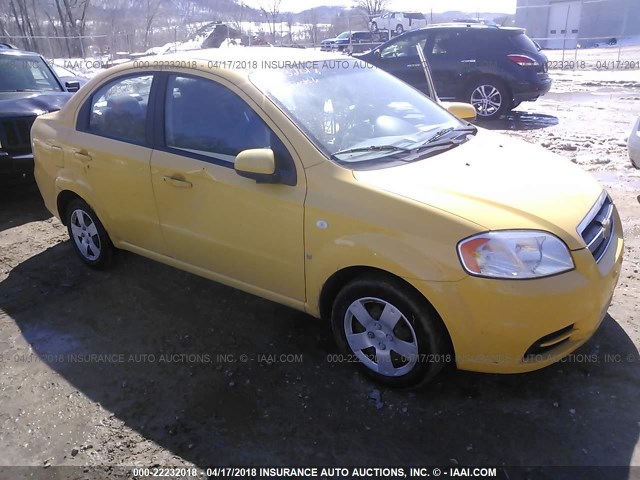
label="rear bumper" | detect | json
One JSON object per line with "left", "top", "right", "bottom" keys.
{"left": 512, "top": 77, "right": 553, "bottom": 102}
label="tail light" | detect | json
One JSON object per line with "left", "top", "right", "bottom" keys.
{"left": 507, "top": 54, "right": 539, "bottom": 66}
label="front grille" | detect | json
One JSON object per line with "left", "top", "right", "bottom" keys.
{"left": 0, "top": 116, "right": 36, "bottom": 152}
{"left": 524, "top": 324, "right": 575, "bottom": 358}
{"left": 577, "top": 192, "right": 615, "bottom": 263}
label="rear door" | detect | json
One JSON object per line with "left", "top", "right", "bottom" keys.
{"left": 425, "top": 29, "right": 473, "bottom": 99}
{"left": 72, "top": 73, "right": 165, "bottom": 253}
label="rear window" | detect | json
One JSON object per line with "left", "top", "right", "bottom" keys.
{"left": 406, "top": 13, "right": 426, "bottom": 20}
{"left": 509, "top": 33, "right": 540, "bottom": 52}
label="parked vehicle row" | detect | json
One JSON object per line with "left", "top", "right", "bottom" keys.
{"left": 32, "top": 48, "right": 622, "bottom": 388}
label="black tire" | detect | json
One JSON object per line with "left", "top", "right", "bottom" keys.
{"left": 510, "top": 100, "right": 522, "bottom": 110}
{"left": 466, "top": 77, "right": 510, "bottom": 120}
{"left": 370, "top": 22, "right": 378, "bottom": 32}
{"left": 331, "top": 274, "right": 450, "bottom": 388}
{"left": 395, "top": 24, "right": 404, "bottom": 34}
{"left": 65, "top": 198, "right": 114, "bottom": 269}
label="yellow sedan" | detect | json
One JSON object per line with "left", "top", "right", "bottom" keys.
{"left": 32, "top": 48, "right": 623, "bottom": 387}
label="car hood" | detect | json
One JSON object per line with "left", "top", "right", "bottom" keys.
{"left": 353, "top": 129, "right": 602, "bottom": 250}
{"left": 0, "top": 91, "right": 73, "bottom": 118}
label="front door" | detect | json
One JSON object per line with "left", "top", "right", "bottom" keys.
{"left": 149, "top": 73, "right": 306, "bottom": 302}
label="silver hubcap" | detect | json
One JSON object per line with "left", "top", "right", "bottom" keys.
{"left": 70, "top": 209, "right": 101, "bottom": 261}
{"left": 344, "top": 297, "right": 419, "bottom": 377}
{"left": 471, "top": 84, "right": 502, "bottom": 117}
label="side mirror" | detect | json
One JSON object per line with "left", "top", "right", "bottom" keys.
{"left": 65, "top": 80, "right": 81, "bottom": 92}
{"left": 234, "top": 148, "right": 277, "bottom": 183}
{"left": 445, "top": 102, "right": 477, "bottom": 121}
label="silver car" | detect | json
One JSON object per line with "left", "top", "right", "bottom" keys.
{"left": 629, "top": 116, "right": 640, "bottom": 169}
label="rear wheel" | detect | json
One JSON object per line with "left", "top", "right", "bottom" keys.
{"left": 65, "top": 198, "right": 114, "bottom": 269}
{"left": 467, "top": 78, "right": 510, "bottom": 120}
{"left": 331, "top": 275, "right": 450, "bottom": 388}
{"left": 370, "top": 22, "right": 378, "bottom": 32}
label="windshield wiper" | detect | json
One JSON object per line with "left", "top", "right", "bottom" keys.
{"left": 332, "top": 144, "right": 412, "bottom": 157}
{"left": 424, "top": 125, "right": 476, "bottom": 144}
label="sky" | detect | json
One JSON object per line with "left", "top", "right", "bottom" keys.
{"left": 244, "top": 0, "right": 518, "bottom": 15}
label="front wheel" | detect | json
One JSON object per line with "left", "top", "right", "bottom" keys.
{"left": 467, "top": 79, "right": 509, "bottom": 120}
{"left": 65, "top": 198, "right": 114, "bottom": 269}
{"left": 395, "top": 24, "right": 404, "bottom": 34}
{"left": 331, "top": 275, "right": 450, "bottom": 388}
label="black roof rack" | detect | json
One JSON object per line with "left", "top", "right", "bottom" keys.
{"left": 0, "top": 42, "right": 19, "bottom": 49}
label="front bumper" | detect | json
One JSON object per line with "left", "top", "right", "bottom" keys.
{"left": 413, "top": 210, "right": 623, "bottom": 374}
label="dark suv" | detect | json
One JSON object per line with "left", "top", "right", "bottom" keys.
{"left": 356, "top": 24, "right": 551, "bottom": 119}
{"left": 1, "top": 44, "right": 75, "bottom": 179}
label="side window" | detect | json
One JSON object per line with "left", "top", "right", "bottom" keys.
{"left": 164, "top": 75, "right": 271, "bottom": 165}
{"left": 88, "top": 75, "right": 152, "bottom": 144}
{"left": 380, "top": 35, "right": 427, "bottom": 59}
{"left": 429, "top": 32, "right": 469, "bottom": 56}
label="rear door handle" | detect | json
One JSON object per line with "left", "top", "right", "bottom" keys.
{"left": 74, "top": 150, "right": 92, "bottom": 163}
{"left": 163, "top": 175, "right": 192, "bottom": 188}
{"left": 461, "top": 59, "right": 477, "bottom": 63}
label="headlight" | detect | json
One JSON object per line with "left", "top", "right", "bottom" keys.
{"left": 457, "top": 230, "right": 574, "bottom": 279}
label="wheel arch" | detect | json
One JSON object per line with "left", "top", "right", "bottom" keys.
{"left": 56, "top": 189, "right": 83, "bottom": 226}
{"left": 318, "top": 265, "right": 455, "bottom": 356}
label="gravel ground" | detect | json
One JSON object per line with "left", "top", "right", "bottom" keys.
{"left": 0, "top": 68, "right": 639, "bottom": 480}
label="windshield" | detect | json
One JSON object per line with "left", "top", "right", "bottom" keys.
{"left": 0, "top": 55, "right": 62, "bottom": 92}
{"left": 336, "top": 32, "right": 351, "bottom": 39}
{"left": 250, "top": 60, "right": 471, "bottom": 169}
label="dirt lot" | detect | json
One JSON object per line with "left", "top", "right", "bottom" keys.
{"left": 0, "top": 68, "right": 639, "bottom": 479}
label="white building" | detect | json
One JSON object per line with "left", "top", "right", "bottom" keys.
{"left": 515, "top": 0, "right": 640, "bottom": 48}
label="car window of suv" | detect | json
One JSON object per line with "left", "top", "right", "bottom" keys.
{"left": 87, "top": 74, "right": 152, "bottom": 144}
{"left": 380, "top": 35, "right": 427, "bottom": 58}
{"left": 429, "top": 31, "right": 469, "bottom": 56}
{"left": 164, "top": 75, "right": 272, "bottom": 165}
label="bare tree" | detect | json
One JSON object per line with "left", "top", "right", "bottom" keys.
{"left": 302, "top": 8, "right": 319, "bottom": 45}
{"left": 353, "top": 0, "right": 388, "bottom": 23}
{"left": 144, "top": 0, "right": 164, "bottom": 50}
{"left": 259, "top": 0, "right": 281, "bottom": 43}
{"left": 230, "top": 1, "right": 247, "bottom": 35}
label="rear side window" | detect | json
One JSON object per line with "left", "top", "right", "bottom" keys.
{"left": 428, "top": 31, "right": 469, "bottom": 56}
{"left": 88, "top": 75, "right": 152, "bottom": 144}
{"left": 509, "top": 33, "right": 540, "bottom": 53}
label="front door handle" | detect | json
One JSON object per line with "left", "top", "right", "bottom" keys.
{"left": 74, "top": 150, "right": 92, "bottom": 163}
{"left": 460, "top": 59, "right": 477, "bottom": 63}
{"left": 163, "top": 175, "right": 192, "bottom": 188}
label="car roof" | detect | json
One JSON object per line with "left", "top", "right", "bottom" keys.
{"left": 418, "top": 23, "right": 524, "bottom": 33}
